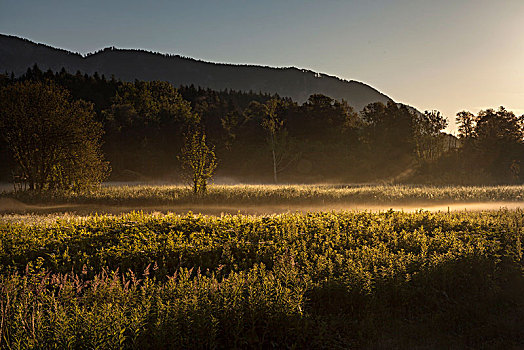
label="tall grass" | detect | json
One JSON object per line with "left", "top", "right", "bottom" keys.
{"left": 6, "top": 184, "right": 524, "bottom": 206}
{"left": 1, "top": 210, "right": 523, "bottom": 348}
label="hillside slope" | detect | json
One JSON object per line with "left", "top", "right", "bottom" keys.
{"left": 0, "top": 34, "right": 391, "bottom": 110}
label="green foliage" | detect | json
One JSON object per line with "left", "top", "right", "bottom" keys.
{"left": 4, "top": 67, "right": 524, "bottom": 184}
{"left": 102, "top": 81, "right": 198, "bottom": 178}
{"left": 0, "top": 210, "right": 523, "bottom": 348}
{"left": 0, "top": 81, "right": 109, "bottom": 192}
{"left": 106, "top": 81, "right": 196, "bottom": 126}
{"left": 178, "top": 130, "right": 217, "bottom": 195}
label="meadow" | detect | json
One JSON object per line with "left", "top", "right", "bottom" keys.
{"left": 5, "top": 183, "right": 524, "bottom": 206}
{"left": 1, "top": 209, "right": 524, "bottom": 348}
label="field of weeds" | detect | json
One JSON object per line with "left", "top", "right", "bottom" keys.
{"left": 1, "top": 210, "right": 523, "bottom": 348}
{"left": 4, "top": 184, "right": 524, "bottom": 206}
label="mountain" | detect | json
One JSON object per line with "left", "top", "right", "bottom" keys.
{"left": 0, "top": 34, "right": 392, "bottom": 110}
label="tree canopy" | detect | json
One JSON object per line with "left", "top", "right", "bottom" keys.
{"left": 0, "top": 81, "right": 109, "bottom": 191}
{"left": 178, "top": 129, "right": 217, "bottom": 194}
{"left": 2, "top": 66, "right": 524, "bottom": 185}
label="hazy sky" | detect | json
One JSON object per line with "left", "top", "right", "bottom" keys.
{"left": 1, "top": 0, "right": 523, "bottom": 132}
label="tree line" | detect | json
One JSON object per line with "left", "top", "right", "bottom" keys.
{"left": 1, "top": 65, "right": 523, "bottom": 190}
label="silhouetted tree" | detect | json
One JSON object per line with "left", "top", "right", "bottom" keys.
{"left": 456, "top": 111, "right": 477, "bottom": 139}
{"left": 178, "top": 129, "right": 217, "bottom": 195}
{"left": 414, "top": 110, "right": 448, "bottom": 161}
{"left": 0, "top": 81, "right": 109, "bottom": 191}
{"left": 474, "top": 107, "right": 523, "bottom": 181}
{"left": 360, "top": 101, "right": 417, "bottom": 177}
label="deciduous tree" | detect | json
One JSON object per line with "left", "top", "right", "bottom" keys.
{"left": 414, "top": 110, "right": 448, "bottom": 161}
{"left": 178, "top": 129, "right": 217, "bottom": 195}
{"left": 0, "top": 81, "right": 109, "bottom": 191}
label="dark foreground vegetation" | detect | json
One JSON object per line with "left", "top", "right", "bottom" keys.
{"left": 1, "top": 210, "right": 523, "bottom": 348}
{"left": 2, "top": 66, "right": 524, "bottom": 186}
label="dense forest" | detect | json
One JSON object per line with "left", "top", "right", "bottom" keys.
{"left": 1, "top": 65, "right": 523, "bottom": 185}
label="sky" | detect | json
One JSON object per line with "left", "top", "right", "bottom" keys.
{"left": 1, "top": 0, "right": 523, "bottom": 132}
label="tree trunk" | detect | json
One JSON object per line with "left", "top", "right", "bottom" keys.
{"left": 272, "top": 147, "right": 278, "bottom": 184}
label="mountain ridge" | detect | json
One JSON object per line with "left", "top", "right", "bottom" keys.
{"left": 0, "top": 34, "right": 392, "bottom": 110}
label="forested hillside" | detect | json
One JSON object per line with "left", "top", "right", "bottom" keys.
{"left": 0, "top": 34, "right": 390, "bottom": 111}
